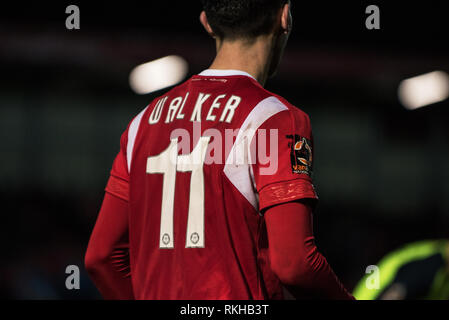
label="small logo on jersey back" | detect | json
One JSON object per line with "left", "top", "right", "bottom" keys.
{"left": 190, "top": 232, "right": 200, "bottom": 244}
{"left": 287, "top": 135, "right": 313, "bottom": 176}
{"left": 162, "top": 233, "right": 171, "bottom": 245}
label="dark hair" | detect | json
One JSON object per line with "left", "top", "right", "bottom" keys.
{"left": 201, "top": 0, "right": 288, "bottom": 40}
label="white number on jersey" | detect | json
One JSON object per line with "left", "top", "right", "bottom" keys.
{"left": 146, "top": 137, "right": 211, "bottom": 249}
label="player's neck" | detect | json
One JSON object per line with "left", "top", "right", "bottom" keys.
{"left": 208, "top": 36, "right": 275, "bottom": 87}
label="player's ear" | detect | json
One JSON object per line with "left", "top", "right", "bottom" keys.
{"left": 200, "top": 11, "right": 216, "bottom": 38}
{"left": 280, "top": 3, "right": 292, "bottom": 35}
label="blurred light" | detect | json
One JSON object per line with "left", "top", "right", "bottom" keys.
{"left": 398, "top": 71, "right": 449, "bottom": 110}
{"left": 129, "top": 55, "right": 188, "bottom": 94}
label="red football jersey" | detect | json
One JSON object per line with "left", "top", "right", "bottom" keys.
{"left": 105, "top": 69, "right": 318, "bottom": 299}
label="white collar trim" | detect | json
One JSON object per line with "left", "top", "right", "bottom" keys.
{"left": 198, "top": 69, "right": 256, "bottom": 81}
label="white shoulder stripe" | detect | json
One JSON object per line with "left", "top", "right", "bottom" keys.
{"left": 223, "top": 96, "right": 288, "bottom": 210}
{"left": 126, "top": 106, "right": 148, "bottom": 173}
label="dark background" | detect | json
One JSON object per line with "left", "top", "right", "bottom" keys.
{"left": 1, "top": 1, "right": 448, "bottom": 299}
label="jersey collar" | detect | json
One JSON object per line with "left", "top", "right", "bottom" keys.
{"left": 198, "top": 69, "right": 257, "bottom": 81}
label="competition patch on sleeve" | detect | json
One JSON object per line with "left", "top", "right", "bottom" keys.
{"left": 287, "top": 134, "right": 313, "bottom": 176}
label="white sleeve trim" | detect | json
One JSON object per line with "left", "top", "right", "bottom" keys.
{"left": 126, "top": 106, "right": 148, "bottom": 173}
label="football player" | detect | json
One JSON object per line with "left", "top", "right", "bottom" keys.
{"left": 85, "top": 0, "right": 354, "bottom": 300}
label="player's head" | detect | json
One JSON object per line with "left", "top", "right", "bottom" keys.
{"left": 200, "top": 0, "right": 292, "bottom": 78}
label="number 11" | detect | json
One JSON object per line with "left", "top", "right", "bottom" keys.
{"left": 146, "top": 136, "right": 211, "bottom": 249}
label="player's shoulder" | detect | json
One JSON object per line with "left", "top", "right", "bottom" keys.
{"left": 250, "top": 84, "right": 312, "bottom": 129}
{"left": 127, "top": 80, "right": 189, "bottom": 125}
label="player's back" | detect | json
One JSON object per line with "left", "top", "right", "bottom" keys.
{"left": 124, "top": 70, "right": 316, "bottom": 299}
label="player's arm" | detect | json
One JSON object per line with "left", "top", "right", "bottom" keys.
{"left": 85, "top": 129, "right": 134, "bottom": 299}
{"left": 253, "top": 104, "right": 353, "bottom": 299}
{"left": 85, "top": 190, "right": 134, "bottom": 299}
{"left": 265, "top": 200, "right": 354, "bottom": 300}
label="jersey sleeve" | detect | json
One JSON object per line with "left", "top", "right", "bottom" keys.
{"left": 253, "top": 108, "right": 318, "bottom": 212}
{"left": 105, "top": 130, "right": 130, "bottom": 202}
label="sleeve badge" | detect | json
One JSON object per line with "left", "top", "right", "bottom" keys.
{"left": 287, "top": 134, "right": 313, "bottom": 176}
